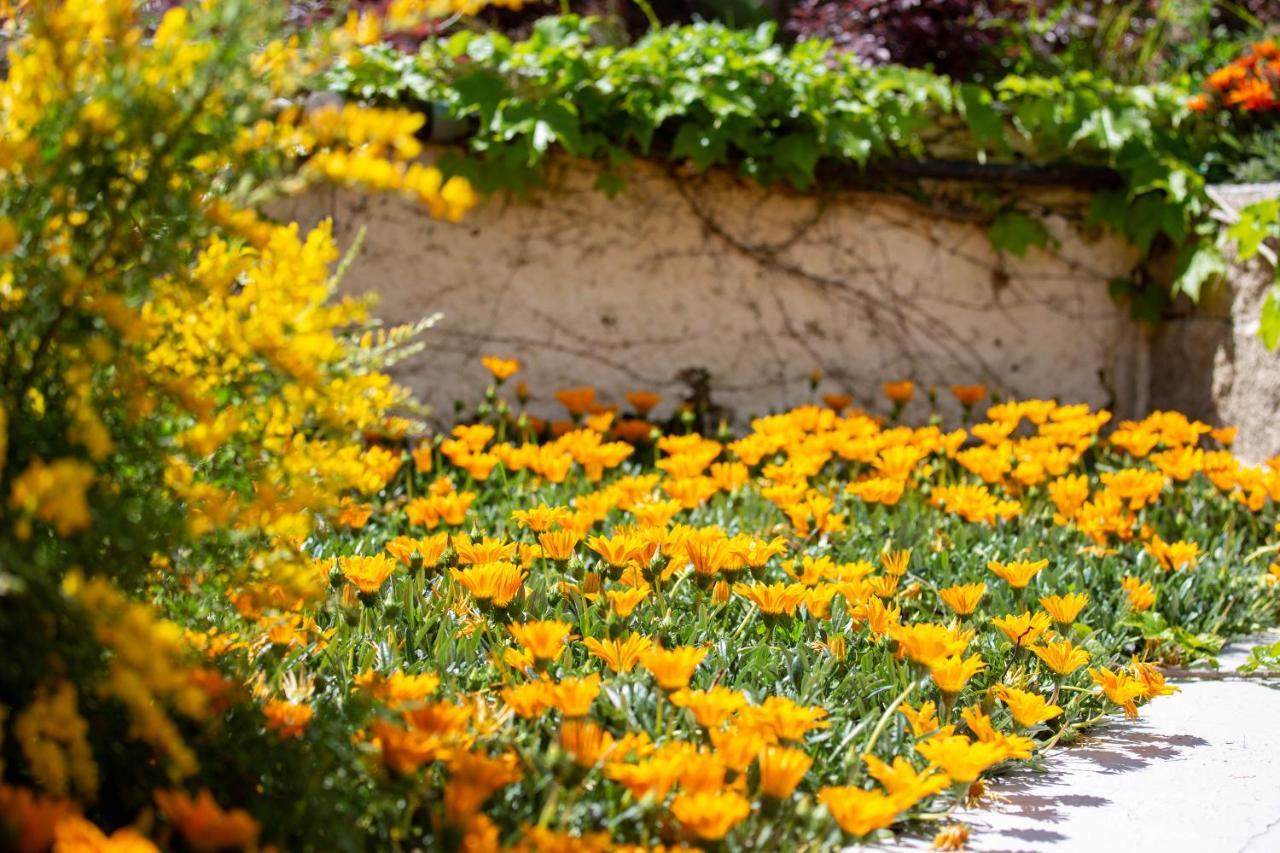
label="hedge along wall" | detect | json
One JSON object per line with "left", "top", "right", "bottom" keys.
{"left": 282, "top": 148, "right": 1154, "bottom": 431}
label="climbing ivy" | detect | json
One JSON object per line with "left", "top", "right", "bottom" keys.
{"left": 327, "top": 16, "right": 1240, "bottom": 320}
{"left": 1228, "top": 200, "right": 1280, "bottom": 350}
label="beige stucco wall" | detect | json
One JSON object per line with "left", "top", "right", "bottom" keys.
{"left": 281, "top": 153, "right": 1148, "bottom": 427}
{"left": 1150, "top": 184, "right": 1280, "bottom": 463}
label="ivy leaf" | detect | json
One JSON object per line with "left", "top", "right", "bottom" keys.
{"left": 451, "top": 71, "right": 507, "bottom": 123}
{"left": 671, "top": 124, "right": 727, "bottom": 172}
{"left": 1171, "top": 244, "right": 1225, "bottom": 302}
{"left": 772, "top": 133, "right": 819, "bottom": 189}
{"left": 1260, "top": 286, "right": 1280, "bottom": 351}
{"left": 988, "top": 211, "right": 1052, "bottom": 257}
{"left": 959, "top": 84, "right": 1009, "bottom": 154}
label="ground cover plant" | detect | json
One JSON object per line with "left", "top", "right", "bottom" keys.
{"left": 3, "top": 1, "right": 1280, "bottom": 851}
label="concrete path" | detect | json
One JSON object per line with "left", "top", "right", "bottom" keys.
{"left": 883, "top": 633, "right": 1280, "bottom": 852}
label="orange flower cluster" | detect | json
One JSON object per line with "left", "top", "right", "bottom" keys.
{"left": 1191, "top": 39, "right": 1280, "bottom": 113}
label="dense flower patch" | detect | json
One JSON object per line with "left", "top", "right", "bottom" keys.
{"left": 143, "top": 367, "right": 1276, "bottom": 850}
{"left": 3, "top": 1, "right": 1280, "bottom": 851}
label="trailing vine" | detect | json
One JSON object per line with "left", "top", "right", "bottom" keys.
{"left": 326, "top": 16, "right": 1243, "bottom": 325}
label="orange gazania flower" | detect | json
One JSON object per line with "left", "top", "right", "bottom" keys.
{"left": 1120, "top": 575, "right": 1156, "bottom": 612}
{"left": 817, "top": 786, "right": 906, "bottom": 837}
{"left": 733, "top": 581, "right": 806, "bottom": 616}
{"left": 481, "top": 356, "right": 520, "bottom": 381}
{"left": 625, "top": 391, "right": 662, "bottom": 417}
{"left": 994, "top": 685, "right": 1063, "bottom": 728}
{"left": 555, "top": 386, "right": 597, "bottom": 416}
{"left": 990, "top": 610, "right": 1052, "bottom": 648}
{"left": 670, "top": 685, "right": 747, "bottom": 729}
{"left": 451, "top": 562, "right": 526, "bottom": 608}
{"left": 559, "top": 719, "right": 617, "bottom": 767}
{"left": 606, "top": 586, "right": 650, "bottom": 617}
{"left": 508, "top": 619, "right": 573, "bottom": 661}
{"left": 938, "top": 582, "right": 985, "bottom": 615}
{"left": 550, "top": 674, "right": 601, "bottom": 717}
{"left": 670, "top": 790, "right": 751, "bottom": 841}
{"left": 1029, "top": 639, "right": 1091, "bottom": 675}
{"left": 950, "top": 384, "right": 988, "bottom": 406}
{"left": 758, "top": 744, "right": 813, "bottom": 799}
{"left": 264, "top": 699, "right": 313, "bottom": 739}
{"left": 538, "top": 529, "right": 582, "bottom": 561}
{"left": 154, "top": 789, "right": 261, "bottom": 851}
{"left": 987, "top": 558, "right": 1048, "bottom": 588}
{"left": 929, "top": 653, "right": 986, "bottom": 694}
{"left": 640, "top": 644, "right": 708, "bottom": 691}
{"left": 1038, "top": 592, "right": 1088, "bottom": 625}
{"left": 883, "top": 380, "right": 914, "bottom": 404}
{"left": 339, "top": 554, "right": 397, "bottom": 596}
{"left": 914, "top": 733, "right": 1006, "bottom": 783}
{"left": 822, "top": 393, "right": 853, "bottom": 411}
{"left": 583, "top": 633, "right": 652, "bottom": 673}
{"left": 385, "top": 533, "right": 450, "bottom": 569}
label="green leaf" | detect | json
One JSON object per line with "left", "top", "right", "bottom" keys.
{"left": 988, "top": 211, "right": 1052, "bottom": 257}
{"left": 1260, "top": 286, "right": 1280, "bottom": 351}
{"left": 959, "top": 84, "right": 1008, "bottom": 154}
{"left": 1171, "top": 244, "right": 1225, "bottom": 302}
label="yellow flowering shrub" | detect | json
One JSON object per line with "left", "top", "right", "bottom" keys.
{"left": 0, "top": 0, "right": 481, "bottom": 846}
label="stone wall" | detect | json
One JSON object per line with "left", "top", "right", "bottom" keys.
{"left": 283, "top": 153, "right": 1148, "bottom": 430}
{"left": 1149, "top": 184, "right": 1280, "bottom": 463}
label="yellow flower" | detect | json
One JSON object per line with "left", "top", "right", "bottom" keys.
{"left": 338, "top": 554, "right": 397, "bottom": 596}
{"left": 1029, "top": 639, "right": 1091, "bottom": 676}
{"left": 818, "top": 786, "right": 907, "bottom": 837}
{"left": 641, "top": 645, "right": 708, "bottom": 691}
{"left": 863, "top": 754, "right": 949, "bottom": 800}
{"left": 932, "top": 823, "right": 970, "bottom": 851}
{"left": 549, "top": 674, "right": 601, "bottom": 718}
{"left": 1038, "top": 592, "right": 1088, "bottom": 625}
{"left": 938, "top": 583, "right": 985, "bottom": 616}
{"left": 915, "top": 733, "right": 1007, "bottom": 783}
{"left": 993, "top": 686, "right": 1063, "bottom": 728}
{"left": 899, "top": 701, "right": 942, "bottom": 737}
{"left": 1088, "top": 666, "right": 1148, "bottom": 718}
{"left": 583, "top": 633, "right": 652, "bottom": 674}
{"left": 670, "top": 790, "right": 750, "bottom": 841}
{"left": 758, "top": 744, "right": 812, "bottom": 799}
{"left": 6, "top": 457, "right": 95, "bottom": 537}
{"left": 511, "top": 505, "right": 572, "bottom": 532}
{"left": 451, "top": 562, "right": 526, "bottom": 608}
{"left": 508, "top": 620, "right": 573, "bottom": 662}
{"left": 480, "top": 355, "right": 520, "bottom": 381}
{"left": 880, "top": 547, "right": 910, "bottom": 576}
{"left": 606, "top": 586, "right": 650, "bottom": 618}
{"left": 670, "top": 686, "right": 747, "bottom": 729}
{"left": 929, "top": 654, "right": 986, "bottom": 695}
{"left": 987, "top": 558, "right": 1048, "bottom": 588}
{"left": 559, "top": 720, "right": 616, "bottom": 767}
{"left": 989, "top": 611, "right": 1052, "bottom": 648}
{"left": 537, "top": 528, "right": 582, "bottom": 561}
{"left": 1120, "top": 575, "right": 1156, "bottom": 612}
{"left": 889, "top": 622, "right": 971, "bottom": 667}
{"left": 733, "top": 581, "right": 806, "bottom": 616}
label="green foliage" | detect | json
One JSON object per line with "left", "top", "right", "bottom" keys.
{"left": 988, "top": 209, "right": 1054, "bottom": 257}
{"left": 327, "top": 17, "right": 1237, "bottom": 320}
{"left": 1225, "top": 199, "right": 1280, "bottom": 349}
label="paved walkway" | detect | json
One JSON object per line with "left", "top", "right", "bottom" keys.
{"left": 883, "top": 633, "right": 1280, "bottom": 852}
